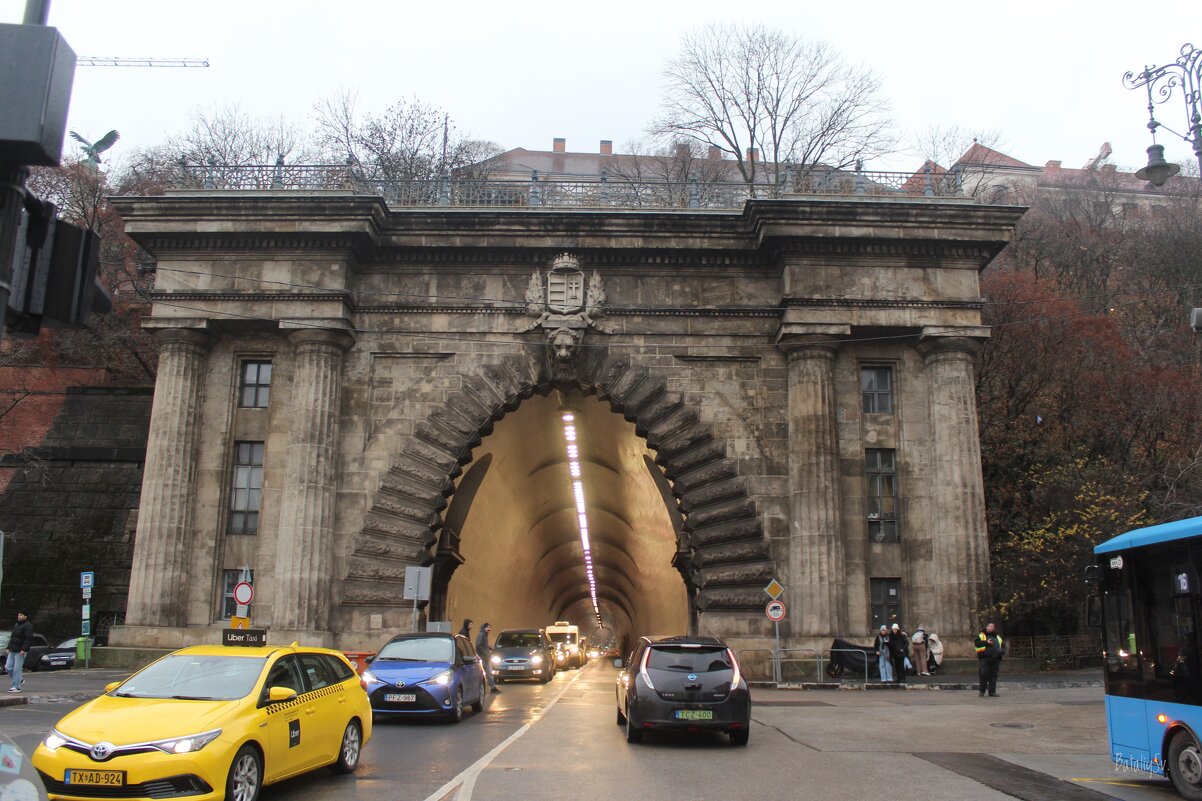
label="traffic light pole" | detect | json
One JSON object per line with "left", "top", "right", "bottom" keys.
{"left": 0, "top": 162, "right": 30, "bottom": 338}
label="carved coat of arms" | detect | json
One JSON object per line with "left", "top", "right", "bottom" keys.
{"left": 523, "top": 252, "right": 609, "bottom": 381}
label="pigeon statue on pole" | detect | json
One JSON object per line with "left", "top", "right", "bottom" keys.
{"left": 70, "top": 129, "right": 120, "bottom": 169}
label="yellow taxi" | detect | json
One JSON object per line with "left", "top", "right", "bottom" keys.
{"left": 32, "top": 643, "right": 372, "bottom": 801}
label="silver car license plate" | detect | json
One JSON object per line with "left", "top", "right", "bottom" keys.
{"left": 384, "top": 693, "right": 416, "bottom": 702}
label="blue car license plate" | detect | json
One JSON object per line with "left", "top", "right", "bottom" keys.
{"left": 674, "top": 709, "right": 713, "bottom": 721}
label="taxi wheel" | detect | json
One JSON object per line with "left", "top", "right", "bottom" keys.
{"left": 226, "top": 744, "right": 262, "bottom": 801}
{"left": 331, "top": 720, "right": 362, "bottom": 774}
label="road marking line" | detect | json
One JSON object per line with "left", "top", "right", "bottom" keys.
{"left": 419, "top": 671, "right": 583, "bottom": 801}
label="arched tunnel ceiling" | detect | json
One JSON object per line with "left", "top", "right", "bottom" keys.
{"left": 445, "top": 392, "right": 688, "bottom": 644}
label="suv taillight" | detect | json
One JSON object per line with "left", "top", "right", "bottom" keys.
{"left": 638, "top": 647, "right": 657, "bottom": 691}
{"left": 727, "top": 648, "right": 741, "bottom": 689}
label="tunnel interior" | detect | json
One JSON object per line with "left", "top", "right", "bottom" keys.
{"left": 439, "top": 391, "right": 690, "bottom": 649}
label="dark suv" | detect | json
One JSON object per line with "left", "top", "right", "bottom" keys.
{"left": 615, "top": 635, "right": 751, "bottom": 746}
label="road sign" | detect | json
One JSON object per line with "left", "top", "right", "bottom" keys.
{"left": 80, "top": 571, "right": 94, "bottom": 589}
{"left": 82, "top": 587, "right": 92, "bottom": 600}
{"left": 232, "top": 581, "right": 254, "bottom": 606}
{"left": 403, "top": 566, "right": 432, "bottom": 600}
{"left": 81, "top": 619, "right": 91, "bottom": 635}
{"left": 765, "top": 600, "right": 787, "bottom": 622}
{"left": 764, "top": 579, "right": 784, "bottom": 600}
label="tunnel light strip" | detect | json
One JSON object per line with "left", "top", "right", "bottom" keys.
{"left": 561, "top": 411, "right": 602, "bottom": 626}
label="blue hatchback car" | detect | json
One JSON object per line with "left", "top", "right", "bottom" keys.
{"left": 361, "top": 633, "right": 486, "bottom": 723}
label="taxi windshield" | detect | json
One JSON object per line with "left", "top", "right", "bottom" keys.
{"left": 375, "top": 638, "right": 454, "bottom": 663}
{"left": 113, "top": 654, "right": 267, "bottom": 700}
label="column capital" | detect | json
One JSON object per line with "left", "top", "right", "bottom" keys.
{"left": 150, "top": 326, "right": 216, "bottom": 352}
{"left": 286, "top": 327, "right": 356, "bottom": 352}
{"left": 775, "top": 323, "right": 850, "bottom": 357}
{"left": 917, "top": 329, "right": 988, "bottom": 361}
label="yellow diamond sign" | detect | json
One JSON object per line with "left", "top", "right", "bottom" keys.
{"left": 764, "top": 579, "right": 784, "bottom": 600}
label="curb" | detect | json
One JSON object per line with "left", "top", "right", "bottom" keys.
{"left": 0, "top": 696, "right": 28, "bottom": 707}
{"left": 749, "top": 680, "right": 1103, "bottom": 691}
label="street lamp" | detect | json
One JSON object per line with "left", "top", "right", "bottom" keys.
{"left": 1123, "top": 43, "right": 1202, "bottom": 186}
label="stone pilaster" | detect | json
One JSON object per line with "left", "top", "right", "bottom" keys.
{"left": 125, "top": 328, "right": 214, "bottom": 627}
{"left": 274, "top": 328, "right": 354, "bottom": 633}
{"left": 918, "top": 334, "right": 989, "bottom": 638}
{"left": 777, "top": 327, "right": 849, "bottom": 636}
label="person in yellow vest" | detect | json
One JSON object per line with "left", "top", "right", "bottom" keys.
{"left": 974, "top": 622, "right": 1005, "bottom": 697}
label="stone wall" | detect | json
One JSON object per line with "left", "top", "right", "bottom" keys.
{"left": 0, "top": 387, "right": 152, "bottom": 639}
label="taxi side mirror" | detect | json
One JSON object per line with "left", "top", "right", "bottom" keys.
{"left": 104, "top": 681, "right": 121, "bottom": 693}
{"left": 267, "top": 686, "right": 298, "bottom": 703}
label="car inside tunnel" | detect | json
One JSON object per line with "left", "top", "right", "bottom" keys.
{"left": 436, "top": 392, "right": 690, "bottom": 649}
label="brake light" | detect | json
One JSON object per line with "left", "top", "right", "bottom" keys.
{"left": 727, "top": 649, "right": 741, "bottom": 689}
{"left": 639, "top": 647, "right": 656, "bottom": 691}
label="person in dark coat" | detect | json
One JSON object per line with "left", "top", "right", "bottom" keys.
{"left": 475, "top": 623, "right": 500, "bottom": 693}
{"left": 6, "top": 611, "right": 33, "bottom": 692}
{"left": 975, "top": 621, "right": 1005, "bottom": 697}
{"left": 458, "top": 618, "right": 473, "bottom": 639}
{"left": 888, "top": 623, "right": 910, "bottom": 684}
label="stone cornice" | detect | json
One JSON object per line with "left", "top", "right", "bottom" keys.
{"left": 782, "top": 297, "right": 984, "bottom": 311}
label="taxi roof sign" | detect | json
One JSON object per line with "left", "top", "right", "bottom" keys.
{"left": 764, "top": 579, "right": 784, "bottom": 600}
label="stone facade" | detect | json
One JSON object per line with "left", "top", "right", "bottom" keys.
{"left": 107, "top": 191, "right": 1023, "bottom": 655}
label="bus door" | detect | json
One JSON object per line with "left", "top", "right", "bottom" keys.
{"left": 1102, "top": 582, "right": 1151, "bottom": 756}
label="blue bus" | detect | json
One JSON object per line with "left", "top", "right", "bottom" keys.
{"left": 1094, "top": 515, "right": 1202, "bottom": 799}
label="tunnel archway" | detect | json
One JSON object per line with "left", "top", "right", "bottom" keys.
{"left": 343, "top": 347, "right": 776, "bottom": 641}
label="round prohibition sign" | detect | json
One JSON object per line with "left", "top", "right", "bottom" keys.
{"left": 765, "top": 599, "right": 786, "bottom": 622}
{"left": 232, "top": 581, "right": 254, "bottom": 606}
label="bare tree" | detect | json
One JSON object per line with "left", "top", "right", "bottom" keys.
{"left": 313, "top": 90, "right": 503, "bottom": 181}
{"left": 168, "top": 104, "right": 319, "bottom": 167}
{"left": 603, "top": 138, "right": 737, "bottom": 207}
{"left": 652, "top": 24, "right": 895, "bottom": 191}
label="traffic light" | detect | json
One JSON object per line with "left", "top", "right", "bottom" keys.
{"left": 5, "top": 203, "right": 111, "bottom": 336}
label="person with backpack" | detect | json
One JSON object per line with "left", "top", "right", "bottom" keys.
{"left": 889, "top": 623, "right": 910, "bottom": 683}
{"left": 911, "top": 626, "right": 930, "bottom": 676}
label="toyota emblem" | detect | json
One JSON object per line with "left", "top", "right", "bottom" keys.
{"left": 91, "top": 742, "right": 114, "bottom": 760}
{"left": 687, "top": 674, "right": 698, "bottom": 682}
{"left": 394, "top": 680, "right": 406, "bottom": 689}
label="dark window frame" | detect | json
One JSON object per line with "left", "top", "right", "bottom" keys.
{"left": 238, "top": 360, "right": 273, "bottom": 409}
{"left": 228, "top": 441, "right": 264, "bottom": 535}
{"left": 866, "top": 448, "right": 899, "bottom": 543}
{"left": 861, "top": 365, "right": 894, "bottom": 415}
{"left": 870, "top": 578, "right": 902, "bottom": 630}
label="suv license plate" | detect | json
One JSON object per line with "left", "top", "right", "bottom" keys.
{"left": 66, "top": 770, "right": 125, "bottom": 786}
{"left": 384, "top": 693, "right": 416, "bottom": 702}
{"left": 674, "top": 709, "right": 713, "bottom": 721}
{"left": 506, "top": 664, "right": 524, "bottom": 670}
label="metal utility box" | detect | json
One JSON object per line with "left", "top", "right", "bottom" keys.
{"left": 0, "top": 23, "right": 76, "bottom": 166}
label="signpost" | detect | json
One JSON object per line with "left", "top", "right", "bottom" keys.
{"left": 80, "top": 571, "right": 94, "bottom": 667}
{"left": 230, "top": 568, "right": 253, "bottom": 630}
{"left": 764, "top": 579, "right": 786, "bottom": 683}
{"left": 403, "top": 566, "right": 432, "bottom": 632}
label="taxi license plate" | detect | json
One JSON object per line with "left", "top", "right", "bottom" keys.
{"left": 674, "top": 709, "right": 713, "bottom": 721}
{"left": 66, "top": 769, "right": 125, "bottom": 786}
{"left": 384, "top": 693, "right": 416, "bottom": 703}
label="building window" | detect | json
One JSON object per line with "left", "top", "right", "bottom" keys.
{"left": 220, "top": 569, "right": 254, "bottom": 620}
{"left": 229, "top": 441, "right": 264, "bottom": 535}
{"left": 861, "top": 366, "right": 893, "bottom": 414}
{"left": 866, "top": 448, "right": 898, "bottom": 543}
{"left": 870, "top": 578, "right": 901, "bottom": 629}
{"left": 238, "top": 360, "right": 272, "bottom": 408}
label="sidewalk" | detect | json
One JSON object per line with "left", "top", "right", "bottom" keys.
{"left": 0, "top": 667, "right": 130, "bottom": 707}
{"left": 754, "top": 666, "right": 1103, "bottom": 691}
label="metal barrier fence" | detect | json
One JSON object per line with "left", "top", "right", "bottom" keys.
{"left": 172, "top": 162, "right": 978, "bottom": 209}
{"left": 1004, "top": 634, "right": 1101, "bottom": 668}
{"left": 822, "top": 649, "right": 870, "bottom": 688}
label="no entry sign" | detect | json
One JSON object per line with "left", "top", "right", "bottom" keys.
{"left": 233, "top": 581, "right": 254, "bottom": 606}
{"left": 765, "top": 599, "right": 787, "bottom": 622}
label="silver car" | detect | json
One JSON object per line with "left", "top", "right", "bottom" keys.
{"left": 489, "top": 629, "right": 557, "bottom": 683}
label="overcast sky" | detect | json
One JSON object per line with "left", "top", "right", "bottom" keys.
{"left": 3, "top": 0, "right": 1199, "bottom": 175}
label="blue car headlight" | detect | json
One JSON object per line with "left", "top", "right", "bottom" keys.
{"left": 422, "top": 670, "right": 452, "bottom": 687}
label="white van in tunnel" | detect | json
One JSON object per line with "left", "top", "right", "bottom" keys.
{"left": 545, "top": 621, "right": 586, "bottom": 669}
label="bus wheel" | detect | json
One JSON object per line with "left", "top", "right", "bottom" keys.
{"left": 1170, "top": 731, "right": 1202, "bottom": 801}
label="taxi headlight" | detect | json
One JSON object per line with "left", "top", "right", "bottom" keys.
{"left": 531, "top": 654, "right": 544, "bottom": 665}
{"left": 43, "top": 730, "right": 69, "bottom": 750}
{"left": 424, "top": 671, "right": 452, "bottom": 687}
{"left": 490, "top": 655, "right": 502, "bottom": 665}
{"left": 150, "top": 729, "right": 223, "bottom": 754}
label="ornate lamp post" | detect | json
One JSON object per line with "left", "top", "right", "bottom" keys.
{"left": 1123, "top": 43, "right": 1202, "bottom": 186}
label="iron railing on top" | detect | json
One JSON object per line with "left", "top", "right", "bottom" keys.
{"left": 173, "top": 160, "right": 969, "bottom": 210}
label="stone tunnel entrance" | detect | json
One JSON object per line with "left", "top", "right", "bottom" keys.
{"left": 433, "top": 391, "right": 691, "bottom": 649}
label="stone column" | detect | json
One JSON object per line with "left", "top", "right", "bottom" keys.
{"left": 126, "top": 328, "right": 214, "bottom": 627}
{"left": 274, "top": 328, "right": 354, "bottom": 633}
{"left": 918, "top": 334, "right": 989, "bottom": 638}
{"left": 778, "top": 328, "right": 848, "bottom": 637}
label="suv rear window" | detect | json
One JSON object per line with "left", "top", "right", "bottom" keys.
{"left": 647, "top": 646, "right": 732, "bottom": 673}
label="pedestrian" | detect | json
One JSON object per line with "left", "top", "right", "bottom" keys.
{"left": 911, "top": 625, "right": 930, "bottom": 676}
{"left": 873, "top": 624, "right": 893, "bottom": 683}
{"left": 975, "top": 621, "right": 1006, "bottom": 697}
{"left": 458, "top": 618, "right": 472, "bottom": 639}
{"left": 889, "top": 622, "right": 910, "bottom": 683}
{"left": 475, "top": 622, "right": 500, "bottom": 694}
{"left": 6, "top": 611, "right": 33, "bottom": 693}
